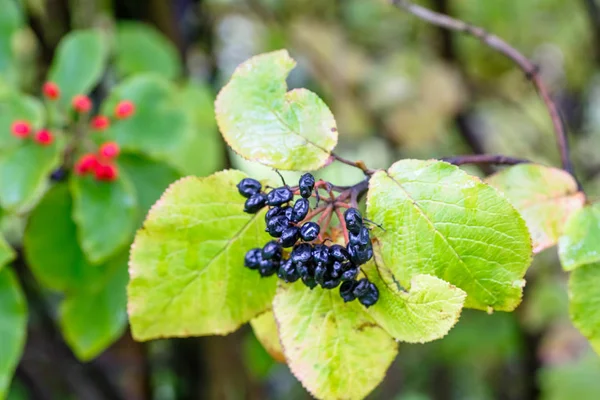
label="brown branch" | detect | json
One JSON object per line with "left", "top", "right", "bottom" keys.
{"left": 390, "top": 0, "right": 574, "bottom": 178}
{"left": 441, "top": 154, "right": 531, "bottom": 166}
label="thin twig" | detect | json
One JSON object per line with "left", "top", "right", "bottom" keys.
{"left": 390, "top": 0, "right": 575, "bottom": 179}
{"left": 331, "top": 153, "right": 375, "bottom": 175}
{"left": 441, "top": 154, "right": 531, "bottom": 166}
{"left": 334, "top": 207, "right": 350, "bottom": 244}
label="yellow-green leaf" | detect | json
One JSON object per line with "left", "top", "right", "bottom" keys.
{"left": 250, "top": 311, "right": 285, "bottom": 363}
{"left": 559, "top": 204, "right": 600, "bottom": 271}
{"left": 363, "top": 254, "right": 465, "bottom": 343}
{"left": 128, "top": 170, "right": 276, "bottom": 341}
{"left": 273, "top": 283, "right": 397, "bottom": 400}
{"left": 367, "top": 159, "right": 532, "bottom": 311}
{"left": 486, "top": 164, "right": 585, "bottom": 253}
{"left": 569, "top": 263, "right": 600, "bottom": 354}
{"left": 215, "top": 50, "right": 338, "bottom": 171}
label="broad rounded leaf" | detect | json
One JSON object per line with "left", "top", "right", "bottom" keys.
{"left": 0, "top": 268, "right": 27, "bottom": 398}
{"left": 486, "top": 164, "right": 585, "bottom": 254}
{"left": 569, "top": 263, "right": 600, "bottom": 354}
{"left": 102, "top": 75, "right": 188, "bottom": 164}
{"left": 0, "top": 92, "right": 45, "bottom": 152}
{"left": 118, "top": 153, "right": 181, "bottom": 226}
{"left": 367, "top": 159, "right": 532, "bottom": 311}
{"left": 273, "top": 283, "right": 397, "bottom": 400}
{"left": 48, "top": 30, "right": 108, "bottom": 109}
{"left": 128, "top": 170, "right": 276, "bottom": 340}
{"left": 24, "top": 184, "right": 103, "bottom": 291}
{"left": 59, "top": 254, "right": 128, "bottom": 361}
{"left": 215, "top": 50, "right": 338, "bottom": 171}
{"left": 114, "top": 22, "right": 181, "bottom": 80}
{"left": 250, "top": 311, "right": 285, "bottom": 363}
{"left": 363, "top": 255, "right": 466, "bottom": 343}
{"left": 0, "top": 0, "right": 23, "bottom": 84}
{"left": 559, "top": 204, "right": 600, "bottom": 271}
{"left": 0, "top": 139, "right": 62, "bottom": 212}
{"left": 70, "top": 174, "right": 137, "bottom": 264}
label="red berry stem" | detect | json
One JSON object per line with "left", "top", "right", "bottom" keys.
{"left": 334, "top": 206, "right": 350, "bottom": 245}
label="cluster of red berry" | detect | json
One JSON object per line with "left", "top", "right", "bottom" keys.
{"left": 9, "top": 81, "right": 136, "bottom": 182}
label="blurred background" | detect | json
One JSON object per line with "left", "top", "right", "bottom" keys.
{"left": 2, "top": 0, "right": 600, "bottom": 399}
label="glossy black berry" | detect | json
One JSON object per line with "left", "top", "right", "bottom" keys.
{"left": 312, "top": 244, "right": 330, "bottom": 264}
{"left": 314, "top": 263, "right": 327, "bottom": 285}
{"left": 301, "top": 274, "right": 318, "bottom": 289}
{"left": 284, "top": 206, "right": 293, "bottom": 220}
{"left": 330, "top": 261, "right": 344, "bottom": 279}
{"left": 352, "top": 279, "right": 371, "bottom": 298}
{"left": 266, "top": 215, "right": 289, "bottom": 238}
{"left": 340, "top": 281, "right": 357, "bottom": 302}
{"left": 244, "top": 192, "right": 267, "bottom": 213}
{"left": 348, "top": 243, "right": 373, "bottom": 265}
{"left": 322, "top": 277, "right": 341, "bottom": 289}
{"left": 258, "top": 259, "right": 278, "bottom": 277}
{"left": 291, "top": 198, "right": 310, "bottom": 222}
{"left": 300, "top": 222, "right": 320, "bottom": 242}
{"left": 262, "top": 241, "right": 282, "bottom": 260}
{"left": 349, "top": 226, "right": 371, "bottom": 247}
{"left": 358, "top": 282, "right": 379, "bottom": 307}
{"left": 295, "top": 262, "right": 311, "bottom": 278}
{"left": 278, "top": 259, "right": 300, "bottom": 282}
{"left": 267, "top": 187, "right": 293, "bottom": 206}
{"left": 280, "top": 227, "right": 300, "bottom": 248}
{"left": 291, "top": 243, "right": 312, "bottom": 264}
{"left": 330, "top": 245, "right": 350, "bottom": 262}
{"left": 237, "top": 178, "right": 262, "bottom": 198}
{"left": 344, "top": 208, "right": 363, "bottom": 235}
{"left": 341, "top": 266, "right": 359, "bottom": 281}
{"left": 299, "top": 173, "right": 315, "bottom": 198}
{"left": 244, "top": 248, "right": 262, "bottom": 270}
{"left": 265, "top": 206, "right": 282, "bottom": 222}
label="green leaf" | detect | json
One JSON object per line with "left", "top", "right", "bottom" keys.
{"left": 102, "top": 75, "right": 188, "bottom": 164}
{"left": 0, "top": 0, "right": 23, "bottom": 84}
{"left": 363, "top": 256, "right": 466, "bottom": 343}
{"left": 367, "top": 159, "right": 532, "bottom": 311}
{"left": 0, "top": 268, "right": 27, "bottom": 398}
{"left": 486, "top": 164, "right": 585, "bottom": 254}
{"left": 48, "top": 30, "right": 108, "bottom": 109}
{"left": 114, "top": 22, "right": 181, "bottom": 80}
{"left": 272, "top": 283, "right": 397, "bottom": 400}
{"left": 250, "top": 311, "right": 285, "bottom": 363}
{"left": 569, "top": 263, "right": 600, "bottom": 354}
{"left": 215, "top": 50, "right": 338, "bottom": 171}
{"left": 171, "top": 81, "right": 224, "bottom": 176}
{"left": 70, "top": 174, "right": 137, "bottom": 264}
{"left": 118, "top": 153, "right": 181, "bottom": 226}
{"left": 24, "top": 184, "right": 103, "bottom": 291}
{"left": 0, "top": 138, "right": 62, "bottom": 212}
{"left": 0, "top": 235, "right": 14, "bottom": 271}
{"left": 559, "top": 204, "right": 600, "bottom": 271}
{"left": 59, "top": 254, "right": 128, "bottom": 361}
{"left": 128, "top": 170, "right": 276, "bottom": 341}
{"left": 0, "top": 92, "right": 45, "bottom": 152}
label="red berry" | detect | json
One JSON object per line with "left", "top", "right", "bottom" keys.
{"left": 72, "top": 95, "right": 92, "bottom": 113}
{"left": 114, "top": 100, "right": 135, "bottom": 119}
{"left": 75, "top": 154, "right": 99, "bottom": 176}
{"left": 99, "top": 142, "right": 120, "bottom": 159}
{"left": 34, "top": 130, "right": 53, "bottom": 146}
{"left": 91, "top": 116, "right": 110, "bottom": 131}
{"left": 11, "top": 120, "right": 31, "bottom": 138}
{"left": 94, "top": 162, "right": 118, "bottom": 181}
{"left": 42, "top": 82, "right": 60, "bottom": 100}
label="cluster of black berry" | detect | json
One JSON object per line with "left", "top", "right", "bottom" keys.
{"left": 237, "top": 173, "right": 379, "bottom": 307}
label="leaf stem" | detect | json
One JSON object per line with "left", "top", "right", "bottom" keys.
{"left": 390, "top": 0, "right": 577, "bottom": 184}
{"left": 331, "top": 153, "right": 376, "bottom": 175}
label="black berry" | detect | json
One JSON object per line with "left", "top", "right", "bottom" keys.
{"left": 266, "top": 215, "right": 289, "bottom": 238}
{"left": 244, "top": 248, "right": 262, "bottom": 270}
{"left": 301, "top": 274, "right": 317, "bottom": 289}
{"left": 291, "top": 198, "right": 310, "bottom": 222}
{"left": 280, "top": 227, "right": 300, "bottom": 247}
{"left": 330, "top": 245, "right": 350, "bottom": 262}
{"left": 322, "top": 277, "right": 341, "bottom": 289}
{"left": 349, "top": 226, "right": 371, "bottom": 247}
{"left": 348, "top": 243, "right": 373, "bottom": 265}
{"left": 300, "top": 222, "right": 320, "bottom": 242}
{"left": 237, "top": 178, "right": 262, "bottom": 198}
{"left": 312, "top": 244, "right": 330, "bottom": 264}
{"left": 358, "top": 282, "right": 379, "bottom": 307}
{"left": 244, "top": 192, "right": 267, "bottom": 213}
{"left": 262, "top": 241, "right": 282, "bottom": 260}
{"left": 341, "top": 266, "right": 359, "bottom": 281}
{"left": 265, "top": 206, "right": 282, "bottom": 222}
{"left": 353, "top": 278, "right": 371, "bottom": 298}
{"left": 291, "top": 243, "right": 312, "bottom": 264}
{"left": 299, "top": 173, "right": 315, "bottom": 198}
{"left": 258, "top": 259, "right": 278, "bottom": 277}
{"left": 340, "top": 281, "right": 357, "bottom": 302}
{"left": 267, "top": 187, "right": 293, "bottom": 206}
{"left": 278, "top": 259, "right": 300, "bottom": 282}
{"left": 344, "top": 208, "right": 363, "bottom": 235}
